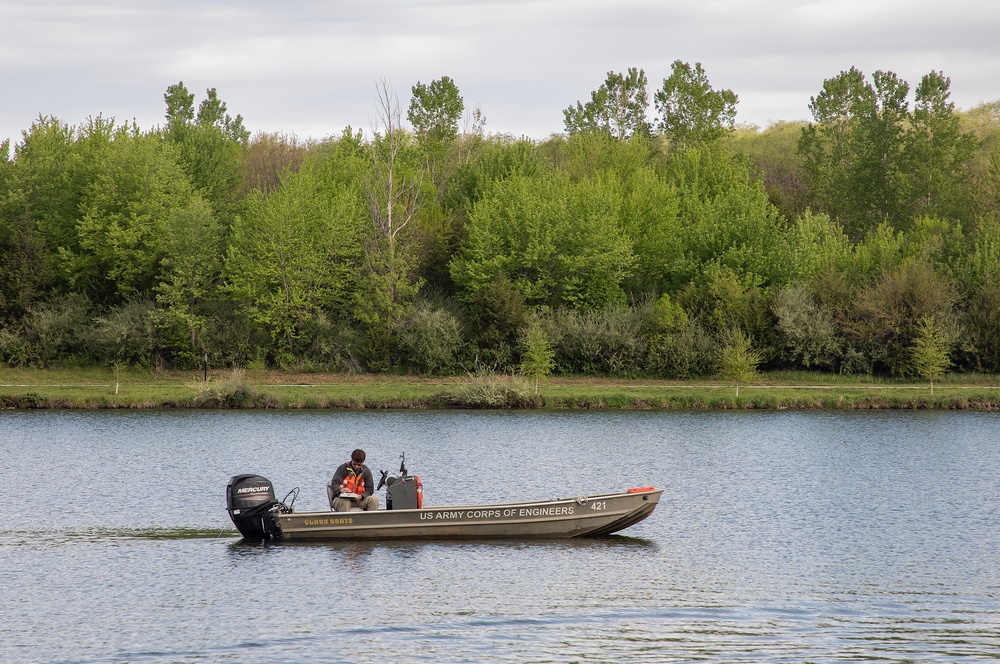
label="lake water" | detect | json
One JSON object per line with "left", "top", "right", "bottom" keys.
{"left": 1, "top": 409, "right": 998, "bottom": 663}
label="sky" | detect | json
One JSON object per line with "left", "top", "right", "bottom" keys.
{"left": 2, "top": 0, "right": 999, "bottom": 148}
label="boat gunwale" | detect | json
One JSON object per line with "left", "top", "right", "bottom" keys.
{"left": 283, "top": 488, "right": 662, "bottom": 518}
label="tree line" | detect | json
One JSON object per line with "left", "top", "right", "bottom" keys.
{"left": 1, "top": 64, "right": 999, "bottom": 378}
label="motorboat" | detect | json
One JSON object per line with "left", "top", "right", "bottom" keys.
{"left": 226, "top": 454, "right": 661, "bottom": 541}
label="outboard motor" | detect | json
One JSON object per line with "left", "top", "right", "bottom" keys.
{"left": 378, "top": 453, "right": 423, "bottom": 510}
{"left": 226, "top": 474, "right": 282, "bottom": 540}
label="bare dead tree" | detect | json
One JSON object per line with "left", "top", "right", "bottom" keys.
{"left": 363, "top": 79, "right": 424, "bottom": 266}
{"left": 457, "top": 102, "right": 487, "bottom": 166}
{"left": 358, "top": 79, "right": 425, "bottom": 368}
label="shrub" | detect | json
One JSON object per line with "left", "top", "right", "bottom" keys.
{"left": 87, "top": 300, "right": 157, "bottom": 367}
{"left": 395, "top": 300, "right": 466, "bottom": 375}
{"left": 647, "top": 320, "right": 718, "bottom": 378}
{"left": 436, "top": 372, "right": 536, "bottom": 408}
{"left": 301, "top": 309, "right": 363, "bottom": 372}
{"left": 191, "top": 368, "right": 267, "bottom": 408}
{"left": 466, "top": 274, "right": 528, "bottom": 372}
{"left": 854, "top": 260, "right": 958, "bottom": 374}
{"left": 772, "top": 283, "right": 840, "bottom": 369}
{"left": 544, "top": 306, "right": 645, "bottom": 375}
{"left": 0, "top": 327, "right": 29, "bottom": 365}
{"left": 718, "top": 328, "right": 763, "bottom": 397}
{"left": 20, "top": 294, "right": 92, "bottom": 366}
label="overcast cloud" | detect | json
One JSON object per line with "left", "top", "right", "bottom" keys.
{"left": 2, "top": 0, "right": 999, "bottom": 147}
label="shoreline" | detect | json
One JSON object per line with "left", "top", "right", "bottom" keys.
{"left": 2, "top": 368, "right": 999, "bottom": 410}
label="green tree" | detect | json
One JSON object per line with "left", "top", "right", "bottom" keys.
{"left": 195, "top": 88, "right": 249, "bottom": 143}
{"left": 799, "top": 67, "right": 974, "bottom": 238}
{"left": 10, "top": 115, "right": 110, "bottom": 289}
{"left": 961, "top": 101, "right": 1000, "bottom": 223}
{"left": 450, "top": 171, "right": 635, "bottom": 310}
{"left": 164, "top": 82, "right": 196, "bottom": 129}
{"left": 153, "top": 197, "right": 222, "bottom": 363}
{"left": 619, "top": 166, "right": 682, "bottom": 297}
{"left": 654, "top": 61, "right": 738, "bottom": 148}
{"left": 784, "top": 211, "right": 852, "bottom": 283}
{"left": 853, "top": 259, "right": 957, "bottom": 374}
{"left": 563, "top": 67, "right": 651, "bottom": 140}
{"left": 0, "top": 142, "right": 55, "bottom": 322}
{"left": 225, "top": 158, "right": 362, "bottom": 354}
{"left": 395, "top": 298, "right": 465, "bottom": 375}
{"left": 664, "top": 146, "right": 788, "bottom": 292}
{"left": 718, "top": 328, "right": 762, "bottom": 398}
{"left": 907, "top": 71, "right": 977, "bottom": 223}
{"left": 910, "top": 316, "right": 951, "bottom": 394}
{"left": 799, "top": 67, "right": 910, "bottom": 237}
{"left": 772, "top": 283, "right": 840, "bottom": 369}
{"left": 408, "top": 76, "right": 468, "bottom": 198}
{"left": 162, "top": 83, "right": 248, "bottom": 229}
{"left": 965, "top": 275, "right": 1000, "bottom": 373}
{"left": 520, "top": 317, "right": 554, "bottom": 393}
{"left": 67, "top": 123, "right": 197, "bottom": 303}
{"left": 408, "top": 76, "right": 464, "bottom": 144}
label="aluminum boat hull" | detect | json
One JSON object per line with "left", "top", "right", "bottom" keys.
{"left": 275, "top": 488, "right": 662, "bottom": 541}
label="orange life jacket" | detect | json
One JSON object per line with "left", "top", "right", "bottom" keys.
{"left": 341, "top": 467, "right": 366, "bottom": 496}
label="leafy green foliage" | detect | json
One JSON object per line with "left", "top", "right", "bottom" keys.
{"left": 852, "top": 260, "right": 958, "bottom": 374}
{"left": 800, "top": 67, "right": 976, "bottom": 238}
{"left": 164, "top": 82, "right": 195, "bottom": 127}
{"left": 544, "top": 307, "right": 644, "bottom": 375}
{"left": 90, "top": 300, "right": 157, "bottom": 367}
{"left": 963, "top": 275, "right": 1000, "bottom": 373}
{"left": 563, "top": 68, "right": 651, "bottom": 140}
{"left": 910, "top": 316, "right": 951, "bottom": 394}
{"left": 654, "top": 61, "right": 738, "bottom": 147}
{"left": 69, "top": 124, "right": 197, "bottom": 303}
{"left": 12, "top": 116, "right": 104, "bottom": 283}
{"left": 224, "top": 158, "right": 362, "bottom": 349}
{"left": 1, "top": 72, "right": 1000, "bottom": 381}
{"left": 772, "top": 284, "right": 840, "bottom": 369}
{"left": 162, "top": 83, "right": 248, "bottom": 227}
{"left": 408, "top": 76, "right": 464, "bottom": 144}
{"left": 908, "top": 72, "right": 977, "bottom": 223}
{"left": 718, "top": 328, "right": 762, "bottom": 397}
{"left": 153, "top": 197, "right": 221, "bottom": 362}
{"left": 3, "top": 294, "right": 91, "bottom": 366}
{"left": 465, "top": 272, "right": 528, "bottom": 372}
{"left": 728, "top": 121, "right": 810, "bottom": 222}
{"left": 450, "top": 171, "right": 635, "bottom": 310}
{"left": 519, "top": 317, "right": 554, "bottom": 391}
{"left": 663, "top": 146, "right": 788, "bottom": 292}
{"left": 360, "top": 83, "right": 426, "bottom": 370}
{"left": 395, "top": 299, "right": 466, "bottom": 375}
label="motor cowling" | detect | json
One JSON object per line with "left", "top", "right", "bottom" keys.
{"left": 226, "top": 474, "right": 281, "bottom": 540}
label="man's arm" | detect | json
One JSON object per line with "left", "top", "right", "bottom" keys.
{"left": 362, "top": 467, "right": 375, "bottom": 497}
{"left": 330, "top": 463, "right": 348, "bottom": 496}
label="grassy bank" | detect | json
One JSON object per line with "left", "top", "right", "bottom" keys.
{"left": 2, "top": 367, "right": 1000, "bottom": 410}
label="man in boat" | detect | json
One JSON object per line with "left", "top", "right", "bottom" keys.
{"left": 329, "top": 449, "right": 379, "bottom": 512}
